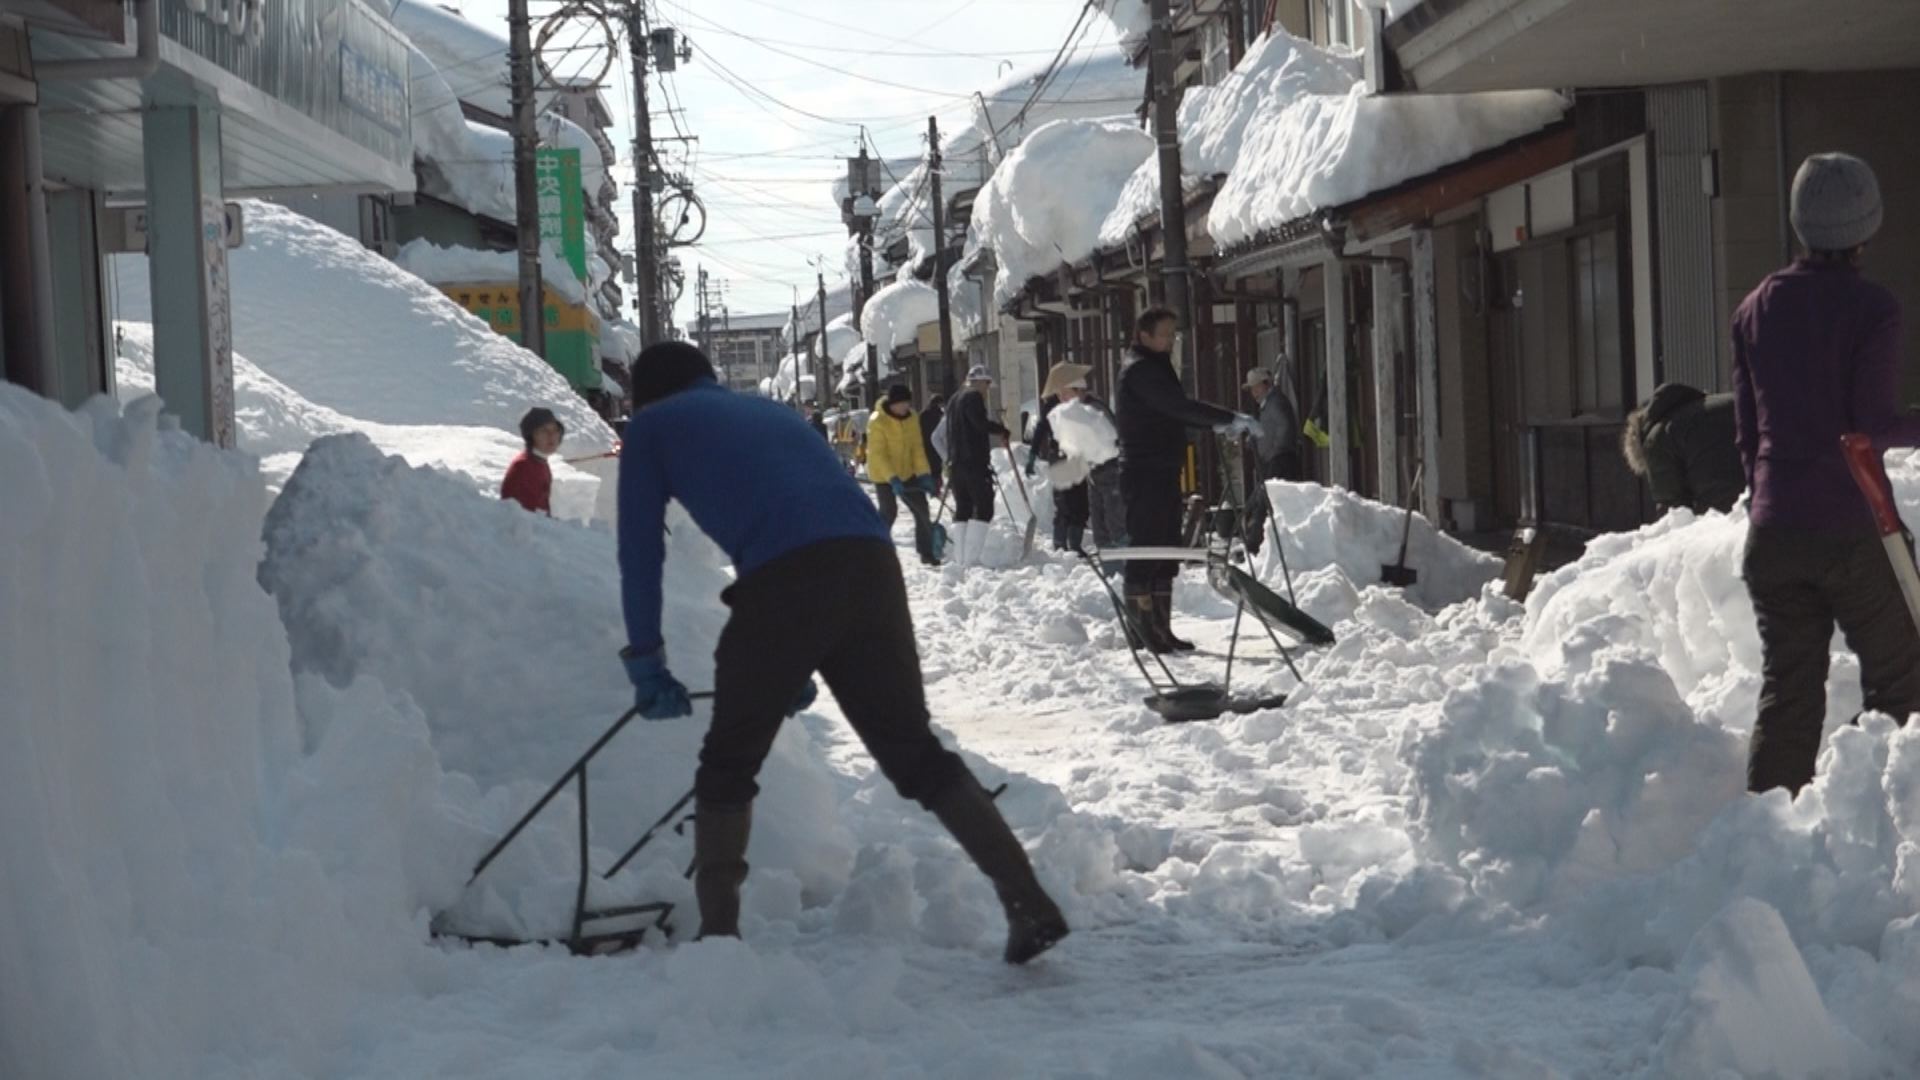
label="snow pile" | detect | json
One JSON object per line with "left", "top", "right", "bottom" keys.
{"left": 259, "top": 434, "right": 857, "bottom": 929}
{"left": 395, "top": 238, "right": 591, "bottom": 305}
{"left": 0, "top": 386, "right": 469, "bottom": 1080}
{"left": 1091, "top": 0, "right": 1151, "bottom": 48}
{"left": 948, "top": 44, "right": 1143, "bottom": 166}
{"left": 969, "top": 118, "right": 1154, "bottom": 310}
{"left": 112, "top": 201, "right": 611, "bottom": 448}
{"left": 1049, "top": 398, "right": 1121, "bottom": 467}
{"left": 1202, "top": 31, "right": 1566, "bottom": 248}
{"left": 1261, "top": 479, "right": 1501, "bottom": 609}
{"left": 114, "top": 324, "right": 606, "bottom": 518}
{"left": 861, "top": 279, "right": 941, "bottom": 357}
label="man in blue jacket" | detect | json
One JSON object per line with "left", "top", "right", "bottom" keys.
{"left": 616, "top": 342, "right": 1067, "bottom": 963}
{"left": 1736, "top": 153, "right": 1920, "bottom": 795}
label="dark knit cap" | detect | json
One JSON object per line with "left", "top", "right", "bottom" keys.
{"left": 885, "top": 383, "right": 912, "bottom": 406}
{"left": 631, "top": 341, "right": 718, "bottom": 408}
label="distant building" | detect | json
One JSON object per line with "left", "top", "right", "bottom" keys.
{"left": 692, "top": 312, "right": 787, "bottom": 393}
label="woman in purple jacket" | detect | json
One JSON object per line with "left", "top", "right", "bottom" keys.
{"left": 1735, "top": 152, "right": 1920, "bottom": 795}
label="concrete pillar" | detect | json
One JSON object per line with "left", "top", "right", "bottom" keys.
{"left": 46, "top": 188, "right": 112, "bottom": 407}
{"left": 142, "top": 103, "right": 236, "bottom": 447}
{"left": 1371, "top": 261, "right": 1401, "bottom": 508}
{"left": 1412, "top": 229, "right": 1443, "bottom": 524}
{"left": 1323, "top": 256, "right": 1351, "bottom": 489}
{"left": 0, "top": 104, "right": 58, "bottom": 397}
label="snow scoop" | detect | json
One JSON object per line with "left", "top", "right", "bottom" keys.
{"left": 929, "top": 481, "right": 951, "bottom": 564}
{"left": 1001, "top": 434, "right": 1040, "bottom": 558}
{"left": 1840, "top": 433, "right": 1920, "bottom": 633}
{"left": 1380, "top": 463, "right": 1424, "bottom": 589}
{"left": 434, "top": 692, "right": 716, "bottom": 956}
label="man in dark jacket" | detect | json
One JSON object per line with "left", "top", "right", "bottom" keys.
{"left": 617, "top": 342, "right": 1066, "bottom": 962}
{"left": 1242, "top": 366, "right": 1302, "bottom": 556}
{"left": 946, "top": 366, "right": 1010, "bottom": 568}
{"left": 1115, "top": 308, "right": 1254, "bottom": 652}
{"left": 1622, "top": 384, "right": 1743, "bottom": 514}
{"left": 1735, "top": 153, "right": 1920, "bottom": 796}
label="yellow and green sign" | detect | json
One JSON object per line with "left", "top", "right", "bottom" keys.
{"left": 534, "top": 146, "right": 597, "bottom": 389}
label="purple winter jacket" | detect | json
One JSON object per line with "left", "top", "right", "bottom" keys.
{"left": 1732, "top": 259, "right": 1920, "bottom": 532}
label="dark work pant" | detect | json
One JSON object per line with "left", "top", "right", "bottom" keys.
{"left": 1052, "top": 483, "right": 1089, "bottom": 551}
{"left": 875, "top": 484, "right": 936, "bottom": 562}
{"left": 1245, "top": 452, "right": 1301, "bottom": 555}
{"left": 700, "top": 539, "right": 969, "bottom": 807}
{"left": 1121, "top": 461, "right": 1182, "bottom": 591}
{"left": 950, "top": 467, "right": 995, "bottom": 524}
{"left": 1088, "top": 461, "right": 1128, "bottom": 551}
{"left": 1744, "top": 526, "right": 1920, "bottom": 794}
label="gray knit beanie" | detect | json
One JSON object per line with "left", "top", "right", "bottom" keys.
{"left": 1790, "top": 153, "right": 1883, "bottom": 253}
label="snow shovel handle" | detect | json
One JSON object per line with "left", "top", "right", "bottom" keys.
{"left": 1840, "top": 434, "right": 1905, "bottom": 538}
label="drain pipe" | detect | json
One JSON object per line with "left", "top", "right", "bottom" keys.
{"left": 40, "top": 0, "right": 162, "bottom": 81}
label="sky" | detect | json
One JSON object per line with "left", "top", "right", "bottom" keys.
{"left": 458, "top": 0, "right": 1103, "bottom": 328}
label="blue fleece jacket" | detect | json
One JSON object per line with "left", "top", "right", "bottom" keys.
{"left": 618, "top": 380, "right": 887, "bottom": 653}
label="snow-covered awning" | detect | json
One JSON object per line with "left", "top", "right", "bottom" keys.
{"left": 861, "top": 280, "right": 940, "bottom": 358}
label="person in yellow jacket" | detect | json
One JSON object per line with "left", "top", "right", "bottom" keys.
{"left": 868, "top": 384, "right": 942, "bottom": 566}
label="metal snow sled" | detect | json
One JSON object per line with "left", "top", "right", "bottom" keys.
{"left": 1094, "top": 547, "right": 1335, "bottom": 648}
{"left": 431, "top": 702, "right": 706, "bottom": 957}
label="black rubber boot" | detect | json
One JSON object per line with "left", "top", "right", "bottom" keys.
{"left": 927, "top": 777, "right": 1070, "bottom": 965}
{"left": 692, "top": 801, "right": 752, "bottom": 940}
{"left": 1125, "top": 585, "right": 1174, "bottom": 654}
{"left": 1155, "top": 588, "right": 1197, "bottom": 652}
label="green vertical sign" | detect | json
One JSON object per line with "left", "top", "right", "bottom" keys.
{"left": 534, "top": 146, "right": 596, "bottom": 390}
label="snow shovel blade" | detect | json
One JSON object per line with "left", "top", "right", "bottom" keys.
{"left": 1840, "top": 433, "right": 1920, "bottom": 632}
{"left": 1021, "top": 514, "right": 1038, "bottom": 559}
{"left": 1146, "top": 685, "right": 1233, "bottom": 723}
{"left": 931, "top": 522, "right": 950, "bottom": 563}
{"left": 1380, "top": 563, "right": 1419, "bottom": 589}
{"left": 1208, "top": 562, "right": 1337, "bottom": 647}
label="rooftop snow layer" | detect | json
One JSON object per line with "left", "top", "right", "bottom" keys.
{"left": 111, "top": 201, "right": 612, "bottom": 449}
{"left": 861, "top": 279, "right": 941, "bottom": 358}
{"left": 969, "top": 117, "right": 1153, "bottom": 311}
{"left": 384, "top": 0, "right": 517, "bottom": 119}
{"left": 395, "top": 238, "right": 591, "bottom": 305}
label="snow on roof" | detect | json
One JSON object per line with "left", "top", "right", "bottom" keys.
{"left": 784, "top": 283, "right": 854, "bottom": 345}
{"left": 968, "top": 117, "right": 1153, "bottom": 311}
{"left": 947, "top": 44, "right": 1143, "bottom": 168}
{"left": 1199, "top": 31, "right": 1567, "bottom": 249}
{"left": 385, "top": 0, "right": 517, "bottom": 118}
{"left": 1091, "top": 0, "right": 1151, "bottom": 50}
{"left": 860, "top": 279, "right": 940, "bottom": 357}
{"left": 394, "top": 239, "right": 590, "bottom": 306}
{"left": 822, "top": 313, "right": 862, "bottom": 364}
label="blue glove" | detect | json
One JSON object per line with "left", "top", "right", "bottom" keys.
{"left": 788, "top": 677, "right": 819, "bottom": 717}
{"left": 913, "top": 474, "right": 938, "bottom": 496}
{"left": 889, "top": 477, "right": 907, "bottom": 498}
{"left": 622, "top": 647, "right": 693, "bottom": 720}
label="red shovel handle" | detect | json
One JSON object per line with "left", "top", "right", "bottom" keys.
{"left": 1840, "top": 433, "right": 1904, "bottom": 537}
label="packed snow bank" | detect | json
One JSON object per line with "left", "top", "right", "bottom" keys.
{"left": 969, "top": 118, "right": 1153, "bottom": 310}
{"left": 861, "top": 279, "right": 940, "bottom": 356}
{"left": 111, "top": 201, "right": 610, "bottom": 446}
{"left": 0, "top": 386, "right": 470, "bottom": 1080}
{"left": 1260, "top": 480, "right": 1501, "bottom": 609}
{"left": 259, "top": 434, "right": 858, "bottom": 925}
{"left": 114, "top": 323, "right": 604, "bottom": 519}
{"left": 395, "top": 238, "right": 590, "bottom": 305}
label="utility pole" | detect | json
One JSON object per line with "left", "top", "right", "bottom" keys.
{"left": 696, "top": 266, "right": 712, "bottom": 375}
{"left": 790, "top": 296, "right": 803, "bottom": 408}
{"left": 927, "top": 115, "right": 957, "bottom": 396}
{"left": 1148, "top": 0, "right": 1195, "bottom": 391}
{"left": 628, "top": 9, "right": 661, "bottom": 347}
{"left": 507, "top": 0, "right": 545, "bottom": 358}
{"left": 815, "top": 268, "right": 830, "bottom": 407}
{"left": 855, "top": 146, "right": 881, "bottom": 406}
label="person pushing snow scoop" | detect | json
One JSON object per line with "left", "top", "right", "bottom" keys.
{"left": 607, "top": 342, "right": 1067, "bottom": 963}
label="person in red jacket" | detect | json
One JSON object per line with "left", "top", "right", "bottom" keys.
{"left": 501, "top": 407, "right": 564, "bottom": 514}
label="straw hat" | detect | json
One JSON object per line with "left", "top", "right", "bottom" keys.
{"left": 1042, "top": 362, "right": 1093, "bottom": 399}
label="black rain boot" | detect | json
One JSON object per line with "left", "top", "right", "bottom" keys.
{"left": 692, "top": 801, "right": 752, "bottom": 940}
{"left": 1124, "top": 585, "right": 1174, "bottom": 654}
{"left": 1155, "top": 588, "right": 1196, "bottom": 652}
{"left": 927, "top": 776, "right": 1070, "bottom": 964}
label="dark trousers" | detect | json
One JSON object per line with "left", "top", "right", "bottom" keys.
{"left": 1052, "top": 483, "right": 1088, "bottom": 551}
{"left": 1744, "top": 526, "right": 1920, "bottom": 794}
{"left": 1121, "top": 461, "right": 1182, "bottom": 590}
{"left": 1088, "top": 461, "right": 1127, "bottom": 551}
{"left": 950, "top": 467, "right": 995, "bottom": 524}
{"left": 1245, "top": 452, "right": 1301, "bottom": 555}
{"left": 700, "top": 539, "right": 969, "bottom": 806}
{"left": 875, "top": 483, "right": 936, "bottom": 562}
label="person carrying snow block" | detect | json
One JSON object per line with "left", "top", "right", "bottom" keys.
{"left": 1735, "top": 152, "right": 1920, "bottom": 795}
{"left": 501, "top": 407, "right": 564, "bottom": 515}
{"left": 867, "top": 384, "right": 941, "bottom": 567}
{"left": 1622, "top": 383, "right": 1743, "bottom": 514}
{"left": 1029, "top": 363, "right": 1095, "bottom": 553}
{"left": 946, "top": 365, "right": 1010, "bottom": 568}
{"left": 1116, "top": 308, "right": 1252, "bottom": 653}
{"left": 616, "top": 342, "right": 1068, "bottom": 963}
